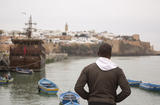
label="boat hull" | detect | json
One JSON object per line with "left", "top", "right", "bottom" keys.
{"left": 10, "top": 39, "right": 46, "bottom": 72}
{"left": 16, "top": 67, "right": 33, "bottom": 74}
{"left": 38, "top": 86, "right": 58, "bottom": 94}
{"left": 0, "top": 78, "right": 14, "bottom": 85}
{"left": 140, "top": 83, "right": 160, "bottom": 91}
{"left": 128, "top": 79, "right": 142, "bottom": 87}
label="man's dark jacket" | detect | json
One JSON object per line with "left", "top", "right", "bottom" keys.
{"left": 74, "top": 63, "right": 131, "bottom": 105}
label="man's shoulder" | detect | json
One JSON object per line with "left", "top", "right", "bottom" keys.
{"left": 112, "top": 67, "right": 123, "bottom": 72}
{"left": 83, "top": 63, "right": 97, "bottom": 71}
{"left": 85, "top": 63, "right": 97, "bottom": 68}
{"left": 114, "top": 67, "right": 123, "bottom": 71}
{"left": 112, "top": 67, "right": 126, "bottom": 76}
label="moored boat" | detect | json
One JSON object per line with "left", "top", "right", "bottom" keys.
{"left": 16, "top": 67, "right": 33, "bottom": 74}
{"left": 38, "top": 78, "right": 59, "bottom": 95}
{"left": 128, "top": 79, "right": 142, "bottom": 87}
{"left": 9, "top": 16, "right": 46, "bottom": 72}
{"left": 0, "top": 72, "right": 13, "bottom": 85}
{"left": 60, "top": 91, "right": 80, "bottom": 105}
{"left": 0, "top": 77, "right": 14, "bottom": 85}
{"left": 0, "top": 73, "right": 14, "bottom": 85}
{"left": 140, "top": 83, "right": 160, "bottom": 91}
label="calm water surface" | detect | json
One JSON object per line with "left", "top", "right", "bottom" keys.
{"left": 0, "top": 56, "right": 160, "bottom": 105}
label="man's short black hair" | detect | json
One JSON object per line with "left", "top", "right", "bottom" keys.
{"left": 98, "top": 43, "right": 112, "bottom": 58}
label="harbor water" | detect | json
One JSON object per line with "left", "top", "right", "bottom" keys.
{"left": 0, "top": 56, "right": 160, "bottom": 105}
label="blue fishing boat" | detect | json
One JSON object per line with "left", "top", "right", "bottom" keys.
{"left": 38, "top": 78, "right": 59, "bottom": 95}
{"left": 128, "top": 79, "right": 142, "bottom": 87}
{"left": 60, "top": 91, "right": 80, "bottom": 105}
{"left": 140, "top": 83, "right": 160, "bottom": 91}
{"left": 0, "top": 73, "right": 14, "bottom": 85}
{"left": 16, "top": 67, "right": 33, "bottom": 74}
{"left": 0, "top": 77, "right": 14, "bottom": 85}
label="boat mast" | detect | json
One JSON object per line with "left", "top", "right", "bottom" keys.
{"left": 25, "top": 15, "right": 37, "bottom": 38}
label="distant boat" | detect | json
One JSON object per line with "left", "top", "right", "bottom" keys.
{"left": 128, "top": 79, "right": 142, "bottom": 87}
{"left": 140, "top": 83, "right": 160, "bottom": 91}
{"left": 16, "top": 67, "right": 33, "bottom": 74}
{"left": 38, "top": 78, "right": 59, "bottom": 95}
{"left": 60, "top": 91, "right": 80, "bottom": 105}
{"left": 0, "top": 77, "right": 14, "bottom": 85}
{"left": 0, "top": 73, "right": 14, "bottom": 85}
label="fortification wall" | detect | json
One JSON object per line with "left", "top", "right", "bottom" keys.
{"left": 141, "top": 42, "right": 151, "bottom": 49}
{"left": 105, "top": 40, "right": 120, "bottom": 54}
{"left": 44, "top": 38, "right": 156, "bottom": 56}
{"left": 122, "top": 40, "right": 141, "bottom": 47}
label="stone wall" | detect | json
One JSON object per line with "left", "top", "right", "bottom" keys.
{"left": 105, "top": 40, "right": 120, "bottom": 54}
{"left": 43, "top": 38, "right": 156, "bottom": 56}
{"left": 123, "top": 40, "right": 141, "bottom": 47}
{"left": 141, "top": 42, "right": 151, "bottom": 49}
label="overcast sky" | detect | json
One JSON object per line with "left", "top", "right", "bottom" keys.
{"left": 0, "top": 0, "right": 160, "bottom": 50}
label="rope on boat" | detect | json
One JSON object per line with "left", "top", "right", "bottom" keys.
{"left": 9, "top": 60, "right": 42, "bottom": 68}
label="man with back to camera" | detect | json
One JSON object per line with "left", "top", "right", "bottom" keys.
{"left": 74, "top": 43, "right": 131, "bottom": 105}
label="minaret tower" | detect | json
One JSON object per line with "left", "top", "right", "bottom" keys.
{"left": 65, "top": 23, "right": 68, "bottom": 32}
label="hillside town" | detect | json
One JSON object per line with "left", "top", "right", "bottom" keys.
{"left": 0, "top": 22, "right": 160, "bottom": 56}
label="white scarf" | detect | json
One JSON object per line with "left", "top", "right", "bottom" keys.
{"left": 96, "top": 57, "right": 117, "bottom": 71}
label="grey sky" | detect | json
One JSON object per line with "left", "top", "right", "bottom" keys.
{"left": 0, "top": 0, "right": 160, "bottom": 50}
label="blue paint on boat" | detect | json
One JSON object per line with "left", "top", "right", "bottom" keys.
{"left": 0, "top": 77, "right": 14, "bottom": 85}
{"left": 0, "top": 72, "right": 14, "bottom": 85}
{"left": 140, "top": 83, "right": 160, "bottom": 91}
{"left": 128, "top": 79, "right": 142, "bottom": 87}
{"left": 39, "top": 88, "right": 58, "bottom": 94}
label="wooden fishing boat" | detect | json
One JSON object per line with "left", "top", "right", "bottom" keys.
{"left": 128, "top": 79, "right": 142, "bottom": 87}
{"left": 38, "top": 78, "right": 59, "bottom": 95}
{"left": 60, "top": 91, "right": 80, "bottom": 105}
{"left": 16, "top": 67, "right": 33, "bottom": 74}
{"left": 0, "top": 72, "right": 13, "bottom": 85}
{"left": 140, "top": 83, "right": 160, "bottom": 91}
{"left": 0, "top": 76, "right": 14, "bottom": 85}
